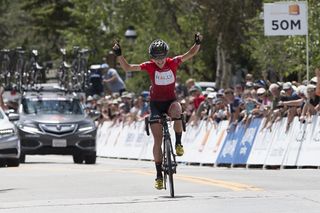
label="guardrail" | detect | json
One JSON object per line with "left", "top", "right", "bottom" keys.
{"left": 96, "top": 115, "right": 320, "bottom": 169}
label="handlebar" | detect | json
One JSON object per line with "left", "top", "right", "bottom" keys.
{"left": 144, "top": 114, "right": 186, "bottom": 136}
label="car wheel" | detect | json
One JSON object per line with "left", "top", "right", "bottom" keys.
{"left": 73, "top": 153, "right": 84, "bottom": 164}
{"left": 84, "top": 154, "right": 96, "bottom": 164}
{"left": 0, "top": 160, "right": 6, "bottom": 167}
{"left": 19, "top": 153, "right": 26, "bottom": 163}
{"left": 7, "top": 159, "right": 20, "bottom": 167}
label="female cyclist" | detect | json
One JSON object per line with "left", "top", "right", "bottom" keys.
{"left": 113, "top": 33, "right": 203, "bottom": 190}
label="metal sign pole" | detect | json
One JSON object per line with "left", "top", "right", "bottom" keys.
{"left": 306, "top": 32, "right": 309, "bottom": 81}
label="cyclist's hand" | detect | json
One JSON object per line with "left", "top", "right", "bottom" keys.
{"left": 113, "top": 40, "right": 122, "bottom": 56}
{"left": 194, "top": 32, "right": 203, "bottom": 45}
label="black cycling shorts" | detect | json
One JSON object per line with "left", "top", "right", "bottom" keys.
{"left": 150, "top": 100, "right": 176, "bottom": 120}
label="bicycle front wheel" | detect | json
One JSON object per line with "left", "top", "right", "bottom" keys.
{"left": 165, "top": 138, "right": 174, "bottom": 197}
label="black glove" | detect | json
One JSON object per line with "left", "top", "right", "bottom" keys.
{"left": 195, "top": 33, "right": 201, "bottom": 45}
{"left": 113, "top": 41, "right": 122, "bottom": 56}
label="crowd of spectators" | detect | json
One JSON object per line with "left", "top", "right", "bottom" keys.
{"left": 1, "top": 62, "right": 318, "bottom": 133}
{"left": 88, "top": 68, "right": 320, "bottom": 133}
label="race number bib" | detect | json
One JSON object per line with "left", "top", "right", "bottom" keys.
{"left": 155, "top": 70, "right": 174, "bottom": 85}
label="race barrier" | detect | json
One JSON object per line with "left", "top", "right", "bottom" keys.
{"left": 96, "top": 115, "right": 320, "bottom": 168}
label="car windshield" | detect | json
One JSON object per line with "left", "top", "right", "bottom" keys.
{"left": 22, "top": 98, "right": 84, "bottom": 115}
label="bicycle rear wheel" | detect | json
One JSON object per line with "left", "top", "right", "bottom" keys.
{"left": 165, "top": 138, "right": 174, "bottom": 197}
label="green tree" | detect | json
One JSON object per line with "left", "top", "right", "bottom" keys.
{"left": 20, "top": 0, "right": 75, "bottom": 60}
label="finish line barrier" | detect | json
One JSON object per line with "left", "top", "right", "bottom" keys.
{"left": 96, "top": 115, "right": 320, "bottom": 168}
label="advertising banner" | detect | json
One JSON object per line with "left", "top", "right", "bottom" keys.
{"left": 282, "top": 117, "right": 306, "bottom": 166}
{"left": 246, "top": 119, "right": 275, "bottom": 166}
{"left": 216, "top": 122, "right": 246, "bottom": 165}
{"left": 264, "top": 118, "right": 291, "bottom": 166}
{"left": 296, "top": 115, "right": 320, "bottom": 166}
{"left": 232, "top": 118, "right": 262, "bottom": 165}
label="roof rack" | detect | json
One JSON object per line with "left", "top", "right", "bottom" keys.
{"left": 22, "top": 83, "right": 66, "bottom": 93}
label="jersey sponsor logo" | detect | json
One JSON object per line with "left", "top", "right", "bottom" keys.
{"left": 155, "top": 70, "right": 174, "bottom": 85}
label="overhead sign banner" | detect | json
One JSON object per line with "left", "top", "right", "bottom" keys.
{"left": 264, "top": 1, "right": 308, "bottom": 36}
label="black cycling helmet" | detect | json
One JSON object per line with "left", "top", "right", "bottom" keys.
{"left": 149, "top": 39, "right": 169, "bottom": 59}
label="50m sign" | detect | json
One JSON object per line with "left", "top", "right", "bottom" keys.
{"left": 264, "top": 2, "right": 308, "bottom": 36}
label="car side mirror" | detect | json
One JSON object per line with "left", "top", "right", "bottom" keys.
{"left": 8, "top": 113, "right": 20, "bottom": 122}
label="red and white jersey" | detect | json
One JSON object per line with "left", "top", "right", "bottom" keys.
{"left": 140, "top": 56, "right": 182, "bottom": 101}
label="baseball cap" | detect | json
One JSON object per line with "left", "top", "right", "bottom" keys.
{"left": 257, "top": 88, "right": 266, "bottom": 95}
{"left": 282, "top": 82, "right": 292, "bottom": 90}
{"left": 207, "top": 92, "right": 216, "bottom": 99}
{"left": 101, "top": 63, "right": 109, "bottom": 69}
{"left": 245, "top": 81, "right": 254, "bottom": 88}
{"left": 189, "top": 86, "right": 200, "bottom": 93}
{"left": 205, "top": 87, "right": 215, "bottom": 93}
{"left": 87, "top": 96, "right": 93, "bottom": 101}
{"left": 310, "top": 76, "right": 317, "bottom": 84}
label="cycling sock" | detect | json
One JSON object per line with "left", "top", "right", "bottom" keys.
{"left": 175, "top": 132, "right": 182, "bottom": 146}
{"left": 155, "top": 163, "right": 163, "bottom": 178}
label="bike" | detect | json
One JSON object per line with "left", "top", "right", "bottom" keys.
{"left": 145, "top": 113, "right": 186, "bottom": 197}
{"left": 27, "top": 49, "right": 44, "bottom": 88}
{"left": 12, "top": 47, "right": 26, "bottom": 93}
{"left": 58, "top": 48, "right": 72, "bottom": 90}
{"left": 0, "top": 49, "right": 11, "bottom": 89}
{"left": 71, "top": 46, "right": 90, "bottom": 92}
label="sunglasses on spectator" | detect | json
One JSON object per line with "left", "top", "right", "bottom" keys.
{"left": 310, "top": 81, "right": 317, "bottom": 85}
{"left": 307, "top": 89, "right": 315, "bottom": 93}
{"left": 257, "top": 93, "right": 265, "bottom": 96}
{"left": 224, "top": 92, "right": 233, "bottom": 95}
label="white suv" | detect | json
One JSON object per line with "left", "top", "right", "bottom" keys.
{"left": 0, "top": 108, "right": 20, "bottom": 167}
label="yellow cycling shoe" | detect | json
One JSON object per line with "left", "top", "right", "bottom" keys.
{"left": 175, "top": 144, "right": 184, "bottom": 156}
{"left": 155, "top": 178, "right": 164, "bottom": 190}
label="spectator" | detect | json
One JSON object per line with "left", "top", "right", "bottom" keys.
{"left": 234, "top": 83, "right": 244, "bottom": 98}
{"left": 185, "top": 78, "right": 201, "bottom": 95}
{"left": 241, "top": 89, "right": 260, "bottom": 127}
{"left": 211, "top": 97, "right": 228, "bottom": 124}
{"left": 187, "top": 86, "right": 205, "bottom": 126}
{"left": 102, "top": 63, "right": 126, "bottom": 96}
{"left": 97, "top": 101, "right": 111, "bottom": 126}
{"left": 175, "top": 76, "right": 188, "bottom": 99}
{"left": 196, "top": 92, "right": 215, "bottom": 121}
{"left": 279, "top": 82, "right": 301, "bottom": 131}
{"left": 245, "top": 73, "right": 253, "bottom": 84}
{"left": 224, "top": 88, "right": 242, "bottom": 130}
{"left": 137, "top": 95, "right": 150, "bottom": 117}
{"left": 189, "top": 86, "right": 205, "bottom": 110}
{"left": 121, "top": 92, "right": 133, "bottom": 113}
{"left": 252, "top": 87, "right": 271, "bottom": 117}
{"left": 264, "top": 83, "right": 282, "bottom": 130}
{"left": 300, "top": 83, "right": 320, "bottom": 123}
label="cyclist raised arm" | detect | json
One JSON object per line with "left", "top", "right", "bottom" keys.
{"left": 112, "top": 41, "right": 141, "bottom": 72}
{"left": 112, "top": 33, "right": 203, "bottom": 190}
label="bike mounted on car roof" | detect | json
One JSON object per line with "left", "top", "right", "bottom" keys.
{"left": 0, "top": 46, "right": 94, "bottom": 94}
